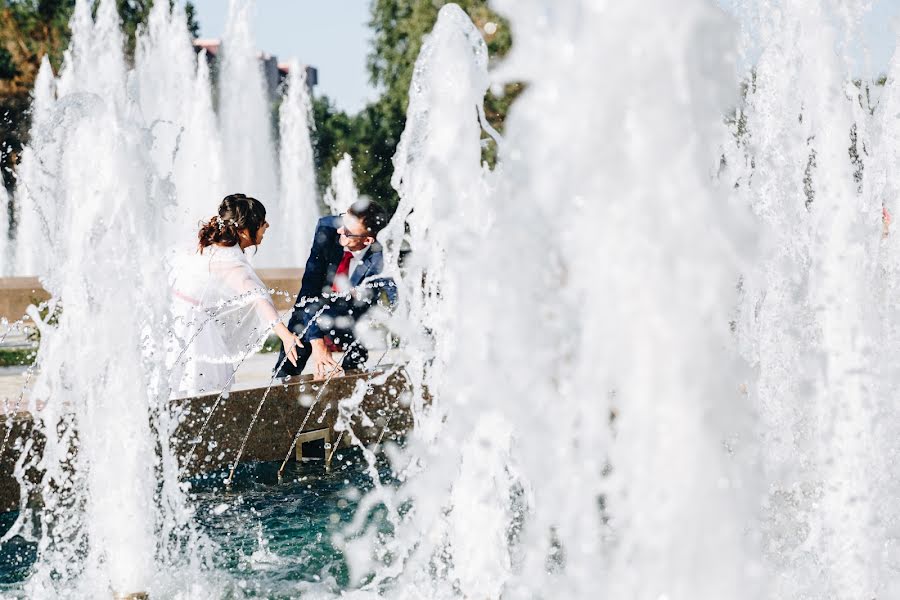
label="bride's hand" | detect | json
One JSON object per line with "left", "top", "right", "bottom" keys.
{"left": 274, "top": 324, "right": 303, "bottom": 367}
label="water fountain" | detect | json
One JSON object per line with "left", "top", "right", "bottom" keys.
{"left": 0, "top": 0, "right": 314, "bottom": 596}
{"left": 357, "top": 2, "right": 755, "bottom": 598}
{"left": 2, "top": 0, "right": 900, "bottom": 597}
{"left": 9, "top": 0, "right": 317, "bottom": 274}
{"left": 340, "top": 0, "right": 900, "bottom": 597}
{"left": 218, "top": 0, "right": 280, "bottom": 267}
{"left": 726, "top": 1, "right": 899, "bottom": 596}
{"left": 277, "top": 59, "right": 319, "bottom": 266}
{"left": 136, "top": 1, "right": 225, "bottom": 246}
{"left": 12, "top": 56, "right": 56, "bottom": 277}
{"left": 7, "top": 1, "right": 187, "bottom": 595}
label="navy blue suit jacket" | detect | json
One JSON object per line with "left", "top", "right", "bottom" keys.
{"left": 287, "top": 215, "right": 394, "bottom": 341}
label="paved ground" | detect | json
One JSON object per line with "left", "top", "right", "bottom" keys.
{"left": 0, "top": 366, "right": 31, "bottom": 414}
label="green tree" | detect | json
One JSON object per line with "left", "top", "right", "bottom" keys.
{"left": 313, "top": 0, "right": 521, "bottom": 212}
{"left": 311, "top": 96, "right": 400, "bottom": 210}
{"left": 368, "top": 0, "right": 516, "bottom": 131}
{"left": 0, "top": 0, "right": 75, "bottom": 205}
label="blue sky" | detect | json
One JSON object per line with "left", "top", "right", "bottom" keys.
{"left": 185, "top": 0, "right": 376, "bottom": 114}
{"left": 184, "top": 1, "right": 900, "bottom": 115}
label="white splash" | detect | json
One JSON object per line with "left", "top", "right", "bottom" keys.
{"left": 730, "top": 1, "right": 895, "bottom": 597}
{"left": 10, "top": 1, "right": 218, "bottom": 596}
{"left": 357, "top": 1, "right": 756, "bottom": 598}
{"left": 323, "top": 154, "right": 359, "bottom": 215}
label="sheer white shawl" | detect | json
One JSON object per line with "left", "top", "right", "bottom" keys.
{"left": 166, "top": 244, "right": 280, "bottom": 398}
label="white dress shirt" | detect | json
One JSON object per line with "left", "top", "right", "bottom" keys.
{"left": 333, "top": 245, "right": 370, "bottom": 293}
{"left": 348, "top": 245, "right": 370, "bottom": 282}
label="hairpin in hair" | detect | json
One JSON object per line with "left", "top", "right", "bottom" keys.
{"left": 214, "top": 215, "right": 235, "bottom": 230}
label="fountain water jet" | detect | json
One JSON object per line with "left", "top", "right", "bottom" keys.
{"left": 729, "top": 1, "right": 897, "bottom": 597}
{"left": 135, "top": 1, "right": 220, "bottom": 246}
{"left": 350, "top": 1, "right": 757, "bottom": 598}
{"left": 13, "top": 56, "right": 57, "bottom": 276}
{"left": 324, "top": 154, "right": 360, "bottom": 216}
{"left": 171, "top": 49, "right": 228, "bottom": 238}
{"left": 341, "top": 4, "right": 518, "bottom": 597}
{"left": 276, "top": 59, "right": 319, "bottom": 266}
{"left": 7, "top": 0, "right": 220, "bottom": 596}
{"left": 218, "top": 0, "right": 279, "bottom": 265}
{"left": 10, "top": 0, "right": 309, "bottom": 274}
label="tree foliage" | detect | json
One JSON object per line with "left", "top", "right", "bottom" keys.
{"left": 313, "top": 0, "right": 521, "bottom": 211}
{"left": 311, "top": 96, "right": 404, "bottom": 209}
{"left": 0, "top": 0, "right": 76, "bottom": 199}
{"left": 368, "top": 0, "right": 516, "bottom": 131}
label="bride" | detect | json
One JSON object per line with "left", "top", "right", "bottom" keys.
{"left": 167, "top": 193, "right": 301, "bottom": 398}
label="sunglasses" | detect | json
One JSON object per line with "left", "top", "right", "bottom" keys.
{"left": 339, "top": 214, "right": 372, "bottom": 239}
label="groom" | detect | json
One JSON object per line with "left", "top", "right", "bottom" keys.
{"left": 275, "top": 198, "right": 393, "bottom": 379}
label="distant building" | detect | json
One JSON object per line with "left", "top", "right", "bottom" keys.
{"left": 277, "top": 62, "right": 318, "bottom": 88}
{"left": 192, "top": 38, "right": 317, "bottom": 98}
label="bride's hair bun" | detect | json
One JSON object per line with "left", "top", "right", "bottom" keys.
{"left": 198, "top": 193, "right": 267, "bottom": 252}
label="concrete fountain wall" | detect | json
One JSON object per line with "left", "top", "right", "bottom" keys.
{"left": 0, "top": 367, "right": 412, "bottom": 512}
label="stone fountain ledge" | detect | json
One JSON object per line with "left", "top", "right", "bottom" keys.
{"left": 0, "top": 269, "right": 415, "bottom": 512}
{"left": 0, "top": 361, "right": 412, "bottom": 513}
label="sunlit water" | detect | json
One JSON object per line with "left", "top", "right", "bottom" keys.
{"left": 3, "top": 0, "right": 900, "bottom": 598}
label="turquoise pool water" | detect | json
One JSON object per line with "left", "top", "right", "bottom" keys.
{"left": 0, "top": 447, "right": 393, "bottom": 597}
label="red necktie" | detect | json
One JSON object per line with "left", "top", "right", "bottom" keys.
{"left": 332, "top": 251, "right": 353, "bottom": 291}
{"left": 326, "top": 251, "right": 354, "bottom": 352}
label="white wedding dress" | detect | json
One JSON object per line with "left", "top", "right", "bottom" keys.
{"left": 166, "top": 244, "right": 280, "bottom": 398}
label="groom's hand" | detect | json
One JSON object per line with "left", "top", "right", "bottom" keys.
{"left": 311, "top": 338, "right": 343, "bottom": 380}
